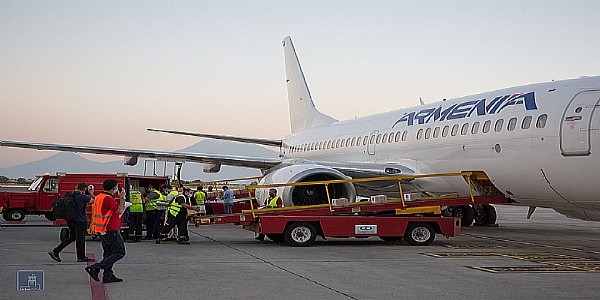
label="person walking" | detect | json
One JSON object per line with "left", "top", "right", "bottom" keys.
{"left": 48, "top": 182, "right": 95, "bottom": 262}
{"left": 222, "top": 186, "right": 234, "bottom": 214}
{"left": 85, "top": 179, "right": 126, "bottom": 283}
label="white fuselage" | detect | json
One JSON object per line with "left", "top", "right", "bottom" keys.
{"left": 281, "top": 76, "right": 600, "bottom": 211}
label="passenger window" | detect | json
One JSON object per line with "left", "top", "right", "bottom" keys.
{"left": 310, "top": 143, "right": 315, "bottom": 151}
{"left": 402, "top": 131, "right": 408, "bottom": 141}
{"left": 471, "top": 122, "right": 480, "bottom": 134}
{"left": 482, "top": 120, "right": 491, "bottom": 133}
{"left": 416, "top": 129, "right": 423, "bottom": 140}
{"left": 451, "top": 124, "right": 459, "bottom": 136}
{"left": 363, "top": 136, "right": 369, "bottom": 145}
{"left": 494, "top": 119, "right": 504, "bottom": 132}
{"left": 376, "top": 134, "right": 382, "bottom": 144}
{"left": 461, "top": 123, "right": 469, "bottom": 135}
{"left": 382, "top": 133, "right": 388, "bottom": 143}
{"left": 356, "top": 137, "right": 362, "bottom": 146}
{"left": 433, "top": 127, "right": 440, "bottom": 138}
{"left": 388, "top": 133, "right": 394, "bottom": 143}
{"left": 425, "top": 128, "right": 431, "bottom": 139}
{"left": 395, "top": 132, "right": 401, "bottom": 142}
{"left": 536, "top": 114, "right": 548, "bottom": 128}
{"left": 442, "top": 125, "right": 449, "bottom": 137}
{"left": 346, "top": 138, "right": 351, "bottom": 147}
{"left": 522, "top": 116, "right": 532, "bottom": 129}
{"left": 369, "top": 135, "right": 375, "bottom": 145}
{"left": 507, "top": 117, "right": 517, "bottom": 131}
{"left": 351, "top": 137, "right": 356, "bottom": 147}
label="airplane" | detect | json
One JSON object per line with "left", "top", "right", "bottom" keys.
{"left": 2, "top": 36, "right": 599, "bottom": 226}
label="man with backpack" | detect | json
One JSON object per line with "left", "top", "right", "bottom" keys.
{"left": 48, "top": 182, "right": 95, "bottom": 262}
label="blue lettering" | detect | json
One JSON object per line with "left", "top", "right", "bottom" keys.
{"left": 391, "top": 92, "right": 537, "bottom": 127}
{"left": 447, "top": 100, "right": 478, "bottom": 120}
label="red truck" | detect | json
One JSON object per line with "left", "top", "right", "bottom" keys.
{"left": 0, "top": 172, "right": 168, "bottom": 222}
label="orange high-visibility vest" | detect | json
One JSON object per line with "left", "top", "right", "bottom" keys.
{"left": 90, "top": 193, "right": 115, "bottom": 233}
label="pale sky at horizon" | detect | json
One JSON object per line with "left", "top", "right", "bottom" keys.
{"left": 1, "top": 1, "right": 599, "bottom": 168}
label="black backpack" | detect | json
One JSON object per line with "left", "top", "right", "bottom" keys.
{"left": 52, "top": 192, "right": 78, "bottom": 221}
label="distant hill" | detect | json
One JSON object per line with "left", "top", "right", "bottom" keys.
{"left": 0, "top": 140, "right": 279, "bottom": 181}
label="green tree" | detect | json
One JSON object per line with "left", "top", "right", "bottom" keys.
{"left": 0, "top": 175, "right": 9, "bottom": 183}
{"left": 17, "top": 177, "right": 27, "bottom": 184}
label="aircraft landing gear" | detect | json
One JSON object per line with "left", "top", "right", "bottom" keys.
{"left": 442, "top": 205, "right": 474, "bottom": 227}
{"left": 473, "top": 204, "right": 498, "bottom": 226}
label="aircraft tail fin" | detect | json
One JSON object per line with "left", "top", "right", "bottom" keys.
{"left": 283, "top": 36, "right": 337, "bottom": 133}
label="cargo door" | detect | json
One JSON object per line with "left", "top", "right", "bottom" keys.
{"left": 560, "top": 91, "right": 600, "bottom": 156}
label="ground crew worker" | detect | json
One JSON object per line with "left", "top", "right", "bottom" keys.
{"left": 265, "top": 188, "right": 282, "bottom": 208}
{"left": 156, "top": 188, "right": 200, "bottom": 244}
{"left": 256, "top": 189, "right": 282, "bottom": 241}
{"left": 164, "top": 185, "right": 180, "bottom": 240}
{"left": 127, "top": 189, "right": 143, "bottom": 242}
{"left": 194, "top": 186, "right": 206, "bottom": 215}
{"left": 143, "top": 185, "right": 161, "bottom": 240}
{"left": 85, "top": 179, "right": 126, "bottom": 283}
{"left": 222, "top": 186, "right": 234, "bottom": 214}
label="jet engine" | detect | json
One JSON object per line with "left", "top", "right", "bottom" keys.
{"left": 257, "top": 164, "right": 356, "bottom": 206}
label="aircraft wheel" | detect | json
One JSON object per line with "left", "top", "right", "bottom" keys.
{"left": 453, "top": 205, "right": 474, "bottom": 227}
{"left": 60, "top": 228, "right": 69, "bottom": 241}
{"left": 404, "top": 222, "right": 435, "bottom": 246}
{"left": 474, "top": 204, "right": 497, "bottom": 226}
{"left": 5, "top": 209, "right": 26, "bottom": 221}
{"left": 284, "top": 222, "right": 317, "bottom": 247}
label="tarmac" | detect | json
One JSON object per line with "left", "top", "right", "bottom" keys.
{"left": 1, "top": 205, "right": 600, "bottom": 300}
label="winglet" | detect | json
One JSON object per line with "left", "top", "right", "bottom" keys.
{"left": 283, "top": 36, "right": 337, "bottom": 133}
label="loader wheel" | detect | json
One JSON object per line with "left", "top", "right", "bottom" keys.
{"left": 284, "top": 222, "right": 317, "bottom": 247}
{"left": 60, "top": 228, "right": 69, "bottom": 242}
{"left": 404, "top": 223, "right": 435, "bottom": 246}
{"left": 6, "top": 209, "right": 26, "bottom": 221}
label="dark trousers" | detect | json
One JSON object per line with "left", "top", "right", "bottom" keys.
{"left": 128, "top": 212, "right": 143, "bottom": 240}
{"left": 53, "top": 220, "right": 88, "bottom": 259}
{"left": 145, "top": 210, "right": 160, "bottom": 239}
{"left": 156, "top": 210, "right": 165, "bottom": 236}
{"left": 159, "top": 214, "right": 188, "bottom": 240}
{"left": 91, "top": 231, "right": 126, "bottom": 279}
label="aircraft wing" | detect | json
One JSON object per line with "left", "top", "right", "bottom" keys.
{"left": 0, "top": 140, "right": 283, "bottom": 170}
{"left": 147, "top": 128, "right": 283, "bottom": 148}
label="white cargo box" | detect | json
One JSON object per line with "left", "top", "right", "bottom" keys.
{"left": 403, "top": 192, "right": 422, "bottom": 202}
{"left": 331, "top": 198, "right": 349, "bottom": 207}
{"left": 370, "top": 195, "right": 388, "bottom": 204}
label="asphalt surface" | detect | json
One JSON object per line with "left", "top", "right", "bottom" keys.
{"left": 1, "top": 205, "right": 600, "bottom": 300}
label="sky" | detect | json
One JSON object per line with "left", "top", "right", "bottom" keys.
{"left": 1, "top": 1, "right": 599, "bottom": 168}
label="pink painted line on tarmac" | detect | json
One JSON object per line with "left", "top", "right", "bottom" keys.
{"left": 86, "top": 253, "right": 110, "bottom": 300}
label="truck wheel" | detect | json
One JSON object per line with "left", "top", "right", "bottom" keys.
{"left": 60, "top": 228, "right": 69, "bottom": 241}
{"left": 1, "top": 211, "right": 9, "bottom": 221}
{"left": 6, "top": 209, "right": 26, "bottom": 221}
{"left": 266, "top": 234, "right": 285, "bottom": 242}
{"left": 45, "top": 211, "right": 56, "bottom": 221}
{"left": 453, "top": 205, "right": 474, "bottom": 227}
{"left": 284, "top": 222, "right": 317, "bottom": 247}
{"left": 404, "top": 223, "right": 435, "bottom": 246}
